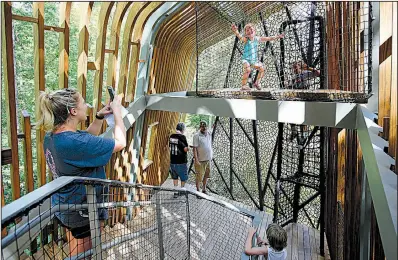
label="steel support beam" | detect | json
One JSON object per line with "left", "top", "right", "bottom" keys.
{"left": 146, "top": 93, "right": 358, "bottom": 129}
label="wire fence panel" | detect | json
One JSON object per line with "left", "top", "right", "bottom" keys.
{"left": 1, "top": 178, "right": 254, "bottom": 260}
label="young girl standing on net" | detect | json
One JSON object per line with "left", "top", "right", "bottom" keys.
{"left": 232, "top": 23, "right": 284, "bottom": 91}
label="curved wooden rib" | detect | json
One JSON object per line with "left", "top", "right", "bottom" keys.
{"left": 77, "top": 2, "right": 94, "bottom": 101}
{"left": 117, "top": 2, "right": 149, "bottom": 103}
{"left": 139, "top": 3, "right": 197, "bottom": 185}
{"left": 58, "top": 2, "right": 71, "bottom": 89}
{"left": 126, "top": 2, "right": 163, "bottom": 103}
{"left": 91, "top": 2, "right": 115, "bottom": 115}
{"left": 106, "top": 2, "right": 133, "bottom": 89}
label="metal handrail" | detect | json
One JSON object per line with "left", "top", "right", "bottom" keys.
{"left": 2, "top": 176, "right": 259, "bottom": 260}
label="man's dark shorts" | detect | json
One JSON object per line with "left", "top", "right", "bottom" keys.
{"left": 170, "top": 163, "right": 188, "bottom": 182}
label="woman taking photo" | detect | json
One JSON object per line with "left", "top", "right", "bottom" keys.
{"left": 36, "top": 88, "right": 126, "bottom": 257}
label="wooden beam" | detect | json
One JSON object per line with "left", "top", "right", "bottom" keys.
{"left": 1, "top": 148, "right": 12, "bottom": 166}
{"left": 126, "top": 2, "right": 162, "bottom": 104}
{"left": 58, "top": 2, "right": 71, "bottom": 89}
{"left": 87, "top": 61, "right": 98, "bottom": 71}
{"left": 12, "top": 14, "right": 37, "bottom": 23}
{"left": 106, "top": 2, "right": 133, "bottom": 90}
{"left": 77, "top": 2, "right": 94, "bottom": 107}
{"left": 104, "top": 49, "right": 114, "bottom": 54}
{"left": 117, "top": 2, "right": 149, "bottom": 104}
{"left": 337, "top": 130, "right": 346, "bottom": 207}
{"left": 43, "top": 25, "right": 64, "bottom": 32}
{"left": 2, "top": 2, "right": 21, "bottom": 200}
{"left": 389, "top": 2, "right": 398, "bottom": 173}
{"left": 92, "top": 2, "right": 115, "bottom": 116}
{"left": 379, "top": 2, "right": 393, "bottom": 132}
{"left": 1, "top": 179, "right": 6, "bottom": 237}
{"left": 21, "top": 111, "right": 34, "bottom": 193}
{"left": 33, "top": 2, "right": 46, "bottom": 186}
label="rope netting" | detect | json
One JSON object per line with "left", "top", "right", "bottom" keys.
{"left": 186, "top": 116, "right": 324, "bottom": 229}
{"left": 195, "top": 2, "right": 372, "bottom": 102}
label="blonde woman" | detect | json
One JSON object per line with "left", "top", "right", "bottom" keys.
{"left": 36, "top": 88, "right": 126, "bottom": 257}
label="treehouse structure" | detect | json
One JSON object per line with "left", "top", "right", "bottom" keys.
{"left": 1, "top": 2, "right": 397, "bottom": 260}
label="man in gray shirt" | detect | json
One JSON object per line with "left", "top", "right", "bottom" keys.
{"left": 193, "top": 121, "right": 213, "bottom": 194}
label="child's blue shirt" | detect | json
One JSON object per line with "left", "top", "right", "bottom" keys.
{"left": 243, "top": 36, "right": 259, "bottom": 64}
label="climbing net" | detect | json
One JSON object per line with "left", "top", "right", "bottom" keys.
{"left": 195, "top": 2, "right": 372, "bottom": 102}
{"left": 185, "top": 116, "right": 324, "bottom": 229}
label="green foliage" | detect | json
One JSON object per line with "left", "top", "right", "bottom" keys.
{"left": 186, "top": 114, "right": 216, "bottom": 129}
{"left": 1, "top": 2, "right": 101, "bottom": 205}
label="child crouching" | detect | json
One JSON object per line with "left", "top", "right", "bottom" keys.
{"left": 245, "top": 223, "right": 287, "bottom": 259}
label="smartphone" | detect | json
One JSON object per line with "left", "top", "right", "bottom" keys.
{"left": 107, "top": 86, "right": 115, "bottom": 101}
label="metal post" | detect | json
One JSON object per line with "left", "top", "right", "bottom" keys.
{"left": 359, "top": 164, "right": 371, "bottom": 260}
{"left": 225, "top": 24, "right": 242, "bottom": 88}
{"left": 252, "top": 120, "right": 264, "bottom": 211}
{"left": 307, "top": 2, "right": 317, "bottom": 67}
{"left": 293, "top": 128, "right": 305, "bottom": 223}
{"left": 195, "top": 2, "right": 199, "bottom": 95}
{"left": 185, "top": 192, "right": 191, "bottom": 258}
{"left": 319, "top": 127, "right": 326, "bottom": 256}
{"left": 155, "top": 192, "right": 165, "bottom": 259}
{"left": 230, "top": 118, "right": 233, "bottom": 196}
{"left": 86, "top": 185, "right": 102, "bottom": 260}
{"left": 273, "top": 123, "right": 284, "bottom": 222}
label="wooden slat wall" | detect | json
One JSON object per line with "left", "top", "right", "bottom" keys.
{"left": 126, "top": 2, "right": 162, "bottom": 103}
{"left": 337, "top": 130, "right": 346, "bottom": 207}
{"left": 326, "top": 3, "right": 341, "bottom": 91}
{"left": 325, "top": 128, "right": 339, "bottom": 260}
{"left": 105, "top": 2, "right": 133, "bottom": 89}
{"left": 389, "top": 3, "right": 397, "bottom": 173}
{"left": 2, "top": 2, "right": 21, "bottom": 200}
{"left": 379, "top": 2, "right": 393, "bottom": 139}
{"left": 327, "top": 2, "right": 363, "bottom": 92}
{"left": 138, "top": 3, "right": 196, "bottom": 185}
{"left": 117, "top": 2, "right": 149, "bottom": 104}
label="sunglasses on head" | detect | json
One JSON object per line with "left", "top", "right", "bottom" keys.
{"left": 65, "top": 88, "right": 74, "bottom": 114}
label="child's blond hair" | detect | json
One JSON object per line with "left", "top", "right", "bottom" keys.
{"left": 266, "top": 223, "right": 287, "bottom": 251}
{"left": 244, "top": 23, "right": 255, "bottom": 35}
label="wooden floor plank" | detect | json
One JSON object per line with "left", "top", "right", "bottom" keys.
{"left": 309, "top": 226, "right": 318, "bottom": 260}
{"left": 303, "top": 224, "right": 312, "bottom": 260}
{"left": 285, "top": 223, "right": 293, "bottom": 260}
{"left": 298, "top": 223, "right": 305, "bottom": 260}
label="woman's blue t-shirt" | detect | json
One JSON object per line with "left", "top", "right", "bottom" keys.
{"left": 44, "top": 130, "right": 115, "bottom": 228}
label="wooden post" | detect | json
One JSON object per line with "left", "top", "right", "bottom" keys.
{"left": 21, "top": 111, "right": 34, "bottom": 193}
{"left": 33, "top": 2, "right": 46, "bottom": 186}
{"left": 2, "top": 2, "right": 21, "bottom": 200}
{"left": 58, "top": 2, "right": 71, "bottom": 89}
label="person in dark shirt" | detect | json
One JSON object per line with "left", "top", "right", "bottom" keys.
{"left": 36, "top": 88, "right": 126, "bottom": 257}
{"left": 169, "top": 122, "right": 189, "bottom": 198}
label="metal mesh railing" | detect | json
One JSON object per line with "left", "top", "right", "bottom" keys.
{"left": 1, "top": 177, "right": 255, "bottom": 260}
